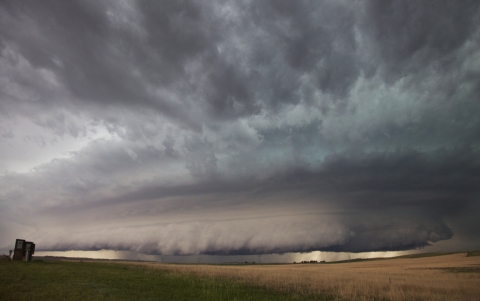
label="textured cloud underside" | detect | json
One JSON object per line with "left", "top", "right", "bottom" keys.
{"left": 1, "top": 0, "right": 479, "bottom": 254}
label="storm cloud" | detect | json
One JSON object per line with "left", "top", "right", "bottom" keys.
{"left": 1, "top": 0, "right": 479, "bottom": 256}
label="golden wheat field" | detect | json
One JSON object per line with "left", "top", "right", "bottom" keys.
{"left": 127, "top": 253, "right": 480, "bottom": 301}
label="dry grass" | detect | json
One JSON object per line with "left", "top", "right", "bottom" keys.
{"left": 126, "top": 253, "right": 480, "bottom": 301}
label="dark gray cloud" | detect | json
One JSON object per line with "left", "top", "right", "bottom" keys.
{"left": 0, "top": 0, "right": 479, "bottom": 255}
{"left": 365, "top": 0, "right": 480, "bottom": 81}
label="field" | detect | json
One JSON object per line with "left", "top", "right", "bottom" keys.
{"left": 1, "top": 252, "right": 479, "bottom": 300}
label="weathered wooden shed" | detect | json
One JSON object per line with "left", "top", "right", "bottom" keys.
{"left": 11, "top": 239, "right": 35, "bottom": 261}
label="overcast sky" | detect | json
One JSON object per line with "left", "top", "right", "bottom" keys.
{"left": 1, "top": 0, "right": 480, "bottom": 258}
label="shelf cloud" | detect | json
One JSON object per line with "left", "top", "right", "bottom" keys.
{"left": 1, "top": 0, "right": 479, "bottom": 255}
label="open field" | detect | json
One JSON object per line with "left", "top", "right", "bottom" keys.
{"left": 0, "top": 258, "right": 321, "bottom": 301}
{"left": 1, "top": 252, "right": 479, "bottom": 300}
{"left": 130, "top": 252, "right": 480, "bottom": 301}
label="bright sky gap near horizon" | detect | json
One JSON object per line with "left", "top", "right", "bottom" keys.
{"left": 1, "top": 0, "right": 480, "bottom": 262}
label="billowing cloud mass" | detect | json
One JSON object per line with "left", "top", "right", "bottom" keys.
{"left": 1, "top": 0, "right": 480, "bottom": 256}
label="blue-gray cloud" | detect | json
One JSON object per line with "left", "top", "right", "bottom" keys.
{"left": 1, "top": 0, "right": 479, "bottom": 255}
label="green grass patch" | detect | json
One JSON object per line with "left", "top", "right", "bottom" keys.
{"left": 0, "top": 259, "right": 329, "bottom": 301}
{"left": 321, "top": 258, "right": 387, "bottom": 264}
{"left": 437, "top": 267, "right": 480, "bottom": 274}
{"left": 466, "top": 251, "right": 480, "bottom": 257}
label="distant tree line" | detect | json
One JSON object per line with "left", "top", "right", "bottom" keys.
{"left": 293, "top": 260, "right": 326, "bottom": 264}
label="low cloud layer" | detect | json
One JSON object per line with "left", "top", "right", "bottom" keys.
{"left": 1, "top": 0, "right": 479, "bottom": 255}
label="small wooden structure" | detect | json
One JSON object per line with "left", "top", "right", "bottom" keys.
{"left": 11, "top": 239, "right": 35, "bottom": 261}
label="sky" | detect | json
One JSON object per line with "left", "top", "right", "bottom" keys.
{"left": 1, "top": 0, "right": 480, "bottom": 261}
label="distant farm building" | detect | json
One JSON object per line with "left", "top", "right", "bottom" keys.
{"left": 10, "top": 239, "right": 35, "bottom": 261}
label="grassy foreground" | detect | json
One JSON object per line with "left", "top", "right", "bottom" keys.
{"left": 145, "top": 253, "right": 480, "bottom": 301}
{"left": 0, "top": 259, "right": 325, "bottom": 301}
{"left": 2, "top": 252, "right": 479, "bottom": 301}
